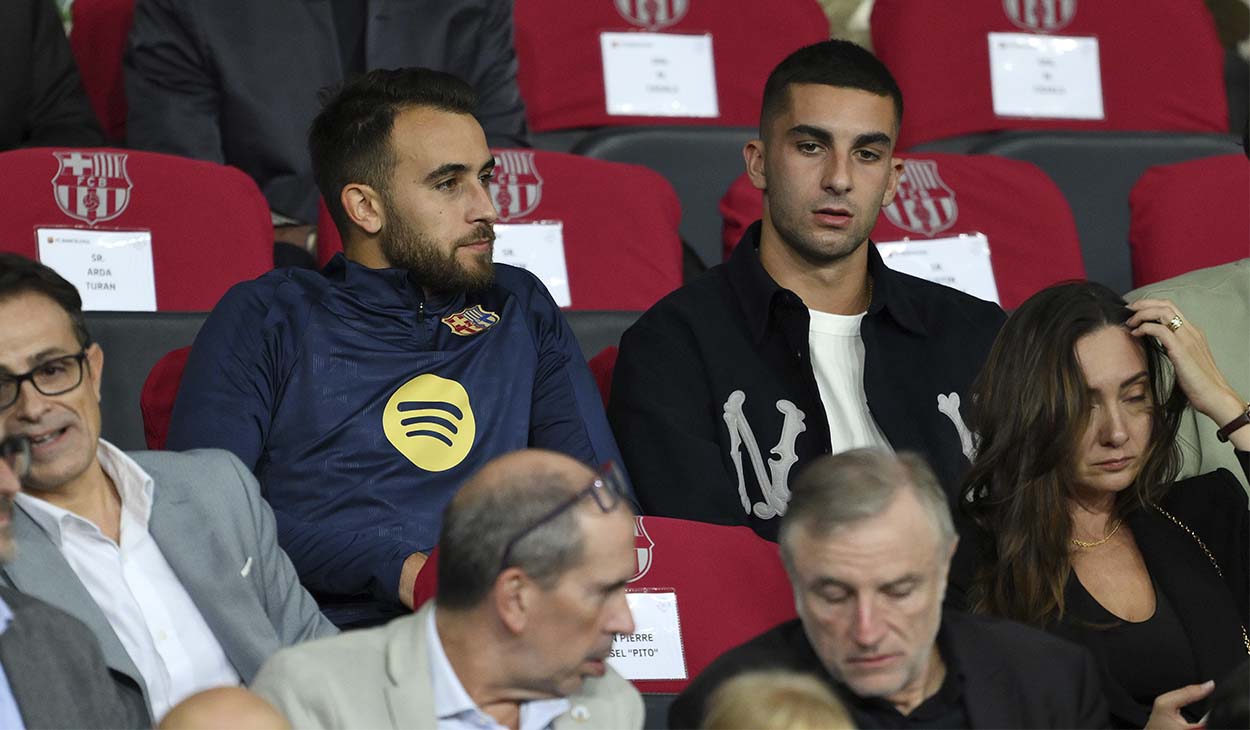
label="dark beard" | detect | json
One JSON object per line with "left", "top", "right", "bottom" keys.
{"left": 381, "top": 216, "right": 497, "bottom": 293}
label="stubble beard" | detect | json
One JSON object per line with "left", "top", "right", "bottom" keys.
{"left": 381, "top": 210, "right": 497, "bottom": 294}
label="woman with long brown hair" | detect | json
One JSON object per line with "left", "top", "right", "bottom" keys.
{"left": 961, "top": 281, "right": 1248, "bottom": 729}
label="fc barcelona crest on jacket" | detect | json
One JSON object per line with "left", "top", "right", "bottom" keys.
{"left": 51, "top": 151, "right": 133, "bottom": 226}
{"left": 441, "top": 305, "right": 501, "bottom": 336}
{"left": 882, "top": 159, "right": 959, "bottom": 238}
{"left": 490, "top": 151, "right": 543, "bottom": 221}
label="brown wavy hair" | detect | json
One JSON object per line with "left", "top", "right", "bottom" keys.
{"left": 962, "top": 281, "right": 1186, "bottom": 627}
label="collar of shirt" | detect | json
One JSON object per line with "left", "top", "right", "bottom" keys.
{"left": 725, "top": 221, "right": 928, "bottom": 346}
{"left": 839, "top": 619, "right": 967, "bottom": 724}
{"left": 15, "top": 439, "right": 155, "bottom": 546}
{"left": 0, "top": 595, "right": 12, "bottom": 636}
{"left": 425, "top": 606, "right": 570, "bottom": 730}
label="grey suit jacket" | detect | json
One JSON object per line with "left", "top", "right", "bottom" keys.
{"left": 0, "top": 448, "right": 338, "bottom": 725}
{"left": 0, "top": 585, "right": 144, "bottom": 729}
{"left": 253, "top": 603, "right": 644, "bottom": 730}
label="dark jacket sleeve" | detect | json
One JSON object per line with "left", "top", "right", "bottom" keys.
{"left": 1, "top": 0, "right": 104, "bottom": 150}
{"left": 166, "top": 284, "right": 418, "bottom": 605}
{"left": 471, "top": 0, "right": 529, "bottom": 148}
{"left": 124, "top": 0, "right": 225, "bottom": 163}
{"left": 609, "top": 311, "right": 748, "bottom": 525}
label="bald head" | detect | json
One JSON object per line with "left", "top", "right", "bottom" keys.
{"left": 158, "top": 687, "right": 289, "bottom": 730}
{"left": 437, "top": 449, "right": 602, "bottom": 610}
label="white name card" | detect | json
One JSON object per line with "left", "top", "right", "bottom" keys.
{"left": 37, "top": 228, "right": 157, "bottom": 311}
{"left": 607, "top": 591, "right": 687, "bottom": 681}
{"left": 877, "top": 233, "right": 1001, "bottom": 305}
{"left": 988, "top": 32, "right": 1104, "bottom": 120}
{"left": 492, "top": 222, "right": 572, "bottom": 308}
{"left": 600, "top": 32, "right": 719, "bottom": 118}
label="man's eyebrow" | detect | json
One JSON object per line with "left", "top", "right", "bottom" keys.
{"left": 853, "top": 131, "right": 893, "bottom": 148}
{"left": 881, "top": 574, "right": 921, "bottom": 591}
{"left": 787, "top": 124, "right": 833, "bottom": 145}
{"left": 0, "top": 348, "right": 74, "bottom": 376}
{"left": 810, "top": 576, "right": 851, "bottom": 592}
{"left": 478, "top": 157, "right": 496, "bottom": 174}
{"left": 423, "top": 162, "right": 470, "bottom": 184}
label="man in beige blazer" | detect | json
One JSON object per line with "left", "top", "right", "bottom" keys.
{"left": 252, "top": 449, "right": 644, "bottom": 729}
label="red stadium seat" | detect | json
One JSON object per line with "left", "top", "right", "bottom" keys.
{"left": 515, "top": 0, "right": 828, "bottom": 131}
{"left": 720, "top": 152, "right": 1086, "bottom": 309}
{"left": 871, "top": 0, "right": 1228, "bottom": 150}
{"left": 140, "top": 345, "right": 190, "bottom": 450}
{"left": 414, "top": 515, "right": 797, "bottom": 694}
{"left": 0, "top": 147, "right": 271, "bottom": 310}
{"left": 320, "top": 149, "right": 683, "bottom": 310}
{"left": 69, "top": 0, "right": 134, "bottom": 143}
{"left": 589, "top": 346, "right": 619, "bottom": 407}
{"left": 1129, "top": 154, "right": 1250, "bottom": 288}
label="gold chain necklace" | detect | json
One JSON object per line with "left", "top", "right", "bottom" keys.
{"left": 1153, "top": 504, "right": 1250, "bottom": 654}
{"left": 1070, "top": 519, "right": 1123, "bottom": 549}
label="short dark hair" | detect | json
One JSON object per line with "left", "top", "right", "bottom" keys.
{"left": 308, "top": 67, "right": 479, "bottom": 236}
{"left": 760, "top": 40, "right": 903, "bottom": 138}
{"left": 437, "top": 465, "right": 587, "bottom": 610}
{"left": 0, "top": 254, "right": 91, "bottom": 346}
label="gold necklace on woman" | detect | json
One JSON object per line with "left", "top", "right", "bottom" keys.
{"left": 1071, "top": 518, "right": 1123, "bottom": 549}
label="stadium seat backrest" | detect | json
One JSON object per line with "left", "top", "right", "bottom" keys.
{"left": 515, "top": 0, "right": 828, "bottom": 131}
{"left": 0, "top": 147, "right": 272, "bottom": 310}
{"left": 140, "top": 345, "right": 190, "bottom": 450}
{"left": 589, "top": 346, "right": 619, "bottom": 406}
{"left": 871, "top": 0, "right": 1228, "bottom": 150}
{"left": 69, "top": 0, "right": 134, "bottom": 143}
{"left": 720, "top": 153, "right": 1085, "bottom": 309}
{"left": 414, "top": 515, "right": 797, "bottom": 694}
{"left": 1129, "top": 154, "right": 1250, "bottom": 288}
{"left": 488, "top": 149, "right": 682, "bottom": 310}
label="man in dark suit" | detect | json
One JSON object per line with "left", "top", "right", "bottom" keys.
{"left": 0, "top": 0, "right": 105, "bottom": 150}
{"left": 0, "top": 436, "right": 143, "bottom": 728}
{"left": 670, "top": 449, "right": 1109, "bottom": 729}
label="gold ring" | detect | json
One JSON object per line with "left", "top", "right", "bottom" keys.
{"left": 1167, "top": 315, "right": 1183, "bottom": 332}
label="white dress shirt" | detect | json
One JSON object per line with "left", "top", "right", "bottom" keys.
{"left": 15, "top": 440, "right": 240, "bottom": 721}
{"left": 808, "top": 309, "right": 893, "bottom": 453}
{"left": 426, "top": 606, "right": 570, "bottom": 730}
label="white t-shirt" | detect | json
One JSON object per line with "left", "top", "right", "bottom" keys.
{"left": 807, "top": 309, "right": 892, "bottom": 453}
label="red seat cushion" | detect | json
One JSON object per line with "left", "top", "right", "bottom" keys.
{"left": 1129, "top": 155, "right": 1250, "bottom": 288}
{"left": 140, "top": 346, "right": 190, "bottom": 450}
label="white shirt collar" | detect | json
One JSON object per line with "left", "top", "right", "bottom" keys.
{"left": 16, "top": 439, "right": 155, "bottom": 544}
{"left": 425, "top": 605, "right": 570, "bottom": 730}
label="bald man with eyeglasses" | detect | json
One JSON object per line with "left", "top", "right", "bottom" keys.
{"left": 0, "top": 253, "right": 337, "bottom": 727}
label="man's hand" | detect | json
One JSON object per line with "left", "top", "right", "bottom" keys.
{"left": 398, "top": 552, "right": 429, "bottom": 609}
{"left": 1145, "top": 681, "right": 1215, "bottom": 730}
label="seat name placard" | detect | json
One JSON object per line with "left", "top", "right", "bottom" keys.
{"left": 606, "top": 590, "right": 687, "bottom": 680}
{"left": 600, "top": 31, "right": 719, "bottom": 118}
{"left": 493, "top": 222, "right": 571, "bottom": 308}
{"left": 988, "top": 32, "right": 1104, "bottom": 120}
{"left": 37, "top": 228, "right": 156, "bottom": 311}
{"left": 877, "top": 232, "right": 1001, "bottom": 304}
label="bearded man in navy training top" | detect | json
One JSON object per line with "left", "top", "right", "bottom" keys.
{"left": 168, "top": 68, "right": 624, "bottom": 628}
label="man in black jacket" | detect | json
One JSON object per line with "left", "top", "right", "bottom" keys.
{"left": 669, "top": 450, "right": 1108, "bottom": 729}
{"left": 609, "top": 40, "right": 1005, "bottom": 539}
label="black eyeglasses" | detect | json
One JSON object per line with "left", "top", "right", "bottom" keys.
{"left": 499, "top": 462, "right": 628, "bottom": 573}
{"left": 0, "top": 436, "right": 30, "bottom": 481}
{"left": 0, "top": 351, "right": 89, "bottom": 410}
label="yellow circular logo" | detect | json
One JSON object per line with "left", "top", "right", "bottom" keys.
{"left": 382, "top": 374, "right": 476, "bottom": 472}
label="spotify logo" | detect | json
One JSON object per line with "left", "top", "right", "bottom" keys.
{"left": 382, "top": 374, "right": 476, "bottom": 472}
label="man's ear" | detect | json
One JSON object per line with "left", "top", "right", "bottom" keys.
{"left": 341, "top": 183, "right": 385, "bottom": 235}
{"left": 744, "top": 139, "right": 767, "bottom": 191}
{"left": 86, "top": 343, "right": 104, "bottom": 402}
{"left": 493, "top": 567, "right": 531, "bottom": 635}
{"left": 880, "top": 155, "right": 904, "bottom": 208}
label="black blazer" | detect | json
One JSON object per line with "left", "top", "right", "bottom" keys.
{"left": 669, "top": 610, "right": 1108, "bottom": 729}
{"left": 0, "top": 585, "right": 145, "bottom": 729}
{"left": 1053, "top": 468, "right": 1250, "bottom": 728}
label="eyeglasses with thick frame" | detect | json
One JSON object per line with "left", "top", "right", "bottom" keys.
{"left": 498, "top": 461, "right": 628, "bottom": 574}
{"left": 0, "top": 436, "right": 31, "bottom": 481}
{"left": 0, "top": 350, "right": 90, "bottom": 410}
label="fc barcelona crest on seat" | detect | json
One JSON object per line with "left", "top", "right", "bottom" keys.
{"left": 490, "top": 151, "right": 543, "bottom": 222}
{"left": 882, "top": 159, "right": 959, "bottom": 238}
{"left": 51, "top": 151, "right": 133, "bottom": 226}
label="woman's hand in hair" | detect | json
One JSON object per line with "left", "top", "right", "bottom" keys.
{"left": 1127, "top": 298, "right": 1247, "bottom": 434}
{"left": 1144, "top": 680, "right": 1214, "bottom": 730}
